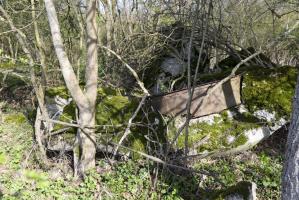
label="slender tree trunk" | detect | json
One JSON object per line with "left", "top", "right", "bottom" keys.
{"left": 31, "top": 0, "right": 48, "bottom": 86}
{"left": 78, "top": 0, "right": 98, "bottom": 175}
{"left": 104, "top": 0, "right": 116, "bottom": 51}
{"left": 44, "top": 0, "right": 98, "bottom": 176}
{"left": 77, "top": 111, "right": 96, "bottom": 172}
{"left": 282, "top": 72, "right": 299, "bottom": 199}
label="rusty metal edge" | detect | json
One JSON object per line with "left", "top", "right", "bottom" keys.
{"left": 149, "top": 74, "right": 243, "bottom": 98}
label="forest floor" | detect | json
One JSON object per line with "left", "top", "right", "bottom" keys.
{"left": 0, "top": 100, "right": 286, "bottom": 199}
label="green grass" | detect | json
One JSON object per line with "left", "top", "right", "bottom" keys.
{"left": 0, "top": 109, "right": 283, "bottom": 199}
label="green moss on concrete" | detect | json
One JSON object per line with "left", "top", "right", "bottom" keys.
{"left": 97, "top": 87, "right": 120, "bottom": 97}
{"left": 45, "top": 86, "right": 69, "bottom": 99}
{"left": 47, "top": 86, "right": 147, "bottom": 154}
{"left": 4, "top": 113, "right": 27, "bottom": 124}
{"left": 232, "top": 134, "right": 249, "bottom": 148}
{"left": 169, "top": 111, "right": 260, "bottom": 152}
{"left": 242, "top": 66, "right": 297, "bottom": 119}
{"left": 52, "top": 102, "right": 76, "bottom": 133}
{"left": 96, "top": 95, "right": 138, "bottom": 126}
{"left": 165, "top": 66, "right": 297, "bottom": 153}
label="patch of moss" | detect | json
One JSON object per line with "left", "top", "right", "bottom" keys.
{"left": 0, "top": 152, "right": 6, "bottom": 165}
{"left": 97, "top": 87, "right": 121, "bottom": 97}
{"left": 95, "top": 93, "right": 147, "bottom": 153}
{"left": 232, "top": 134, "right": 249, "bottom": 148}
{"left": 96, "top": 95, "right": 138, "bottom": 126}
{"left": 52, "top": 102, "right": 76, "bottom": 131}
{"left": 47, "top": 86, "right": 148, "bottom": 154}
{"left": 242, "top": 66, "right": 297, "bottom": 119}
{"left": 130, "top": 138, "right": 146, "bottom": 160}
{"left": 4, "top": 113, "right": 27, "bottom": 124}
{"left": 45, "top": 86, "right": 69, "bottom": 99}
{"left": 168, "top": 111, "right": 260, "bottom": 152}
{"left": 0, "top": 61, "right": 15, "bottom": 69}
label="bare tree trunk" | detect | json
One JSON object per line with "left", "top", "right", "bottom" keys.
{"left": 69, "top": 0, "right": 85, "bottom": 78}
{"left": 282, "top": 72, "right": 299, "bottom": 199}
{"left": 103, "top": 0, "right": 116, "bottom": 51}
{"left": 78, "top": 0, "right": 98, "bottom": 174}
{"left": 44, "top": 0, "right": 98, "bottom": 176}
{"left": 31, "top": 0, "right": 48, "bottom": 87}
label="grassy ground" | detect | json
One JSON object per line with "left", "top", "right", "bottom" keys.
{"left": 0, "top": 102, "right": 285, "bottom": 199}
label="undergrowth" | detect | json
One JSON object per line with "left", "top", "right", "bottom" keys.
{"left": 0, "top": 108, "right": 283, "bottom": 199}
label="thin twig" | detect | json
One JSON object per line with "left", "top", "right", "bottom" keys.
{"left": 100, "top": 46, "right": 150, "bottom": 95}
{"left": 112, "top": 95, "right": 147, "bottom": 157}
{"left": 109, "top": 142, "right": 220, "bottom": 179}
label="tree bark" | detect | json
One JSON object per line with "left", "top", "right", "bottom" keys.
{"left": 31, "top": 0, "right": 48, "bottom": 87}
{"left": 282, "top": 72, "right": 299, "bottom": 199}
{"left": 78, "top": 0, "right": 98, "bottom": 175}
{"left": 44, "top": 0, "right": 98, "bottom": 176}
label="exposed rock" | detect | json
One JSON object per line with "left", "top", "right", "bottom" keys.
{"left": 253, "top": 109, "right": 276, "bottom": 122}
{"left": 237, "top": 104, "right": 248, "bottom": 113}
{"left": 227, "top": 135, "right": 236, "bottom": 144}
{"left": 242, "top": 127, "right": 271, "bottom": 148}
{"left": 46, "top": 96, "right": 72, "bottom": 121}
{"left": 225, "top": 194, "right": 244, "bottom": 200}
{"left": 223, "top": 181, "right": 257, "bottom": 200}
{"left": 226, "top": 110, "right": 237, "bottom": 120}
{"left": 174, "top": 113, "right": 222, "bottom": 129}
{"left": 160, "top": 57, "right": 184, "bottom": 76}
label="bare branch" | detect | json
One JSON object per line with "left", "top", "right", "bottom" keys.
{"left": 100, "top": 46, "right": 150, "bottom": 95}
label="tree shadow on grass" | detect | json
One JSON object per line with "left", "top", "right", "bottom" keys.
{"left": 159, "top": 165, "right": 254, "bottom": 200}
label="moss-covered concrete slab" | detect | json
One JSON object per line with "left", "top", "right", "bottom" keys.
{"left": 167, "top": 66, "right": 297, "bottom": 155}
{"left": 43, "top": 66, "right": 297, "bottom": 157}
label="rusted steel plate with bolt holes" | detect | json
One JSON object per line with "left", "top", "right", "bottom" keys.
{"left": 148, "top": 75, "right": 242, "bottom": 118}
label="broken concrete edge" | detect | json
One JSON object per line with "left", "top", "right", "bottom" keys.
{"left": 214, "top": 181, "right": 257, "bottom": 200}
{"left": 177, "top": 118, "right": 288, "bottom": 160}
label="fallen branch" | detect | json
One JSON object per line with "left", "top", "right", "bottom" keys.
{"left": 39, "top": 118, "right": 126, "bottom": 129}
{"left": 109, "top": 142, "right": 222, "bottom": 182}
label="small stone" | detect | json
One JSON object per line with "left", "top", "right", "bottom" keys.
{"left": 226, "top": 110, "right": 237, "bottom": 120}
{"left": 253, "top": 109, "right": 276, "bottom": 122}
{"left": 237, "top": 104, "right": 248, "bottom": 113}
{"left": 227, "top": 135, "right": 236, "bottom": 144}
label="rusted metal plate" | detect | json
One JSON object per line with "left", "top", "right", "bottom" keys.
{"left": 149, "top": 75, "right": 242, "bottom": 118}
